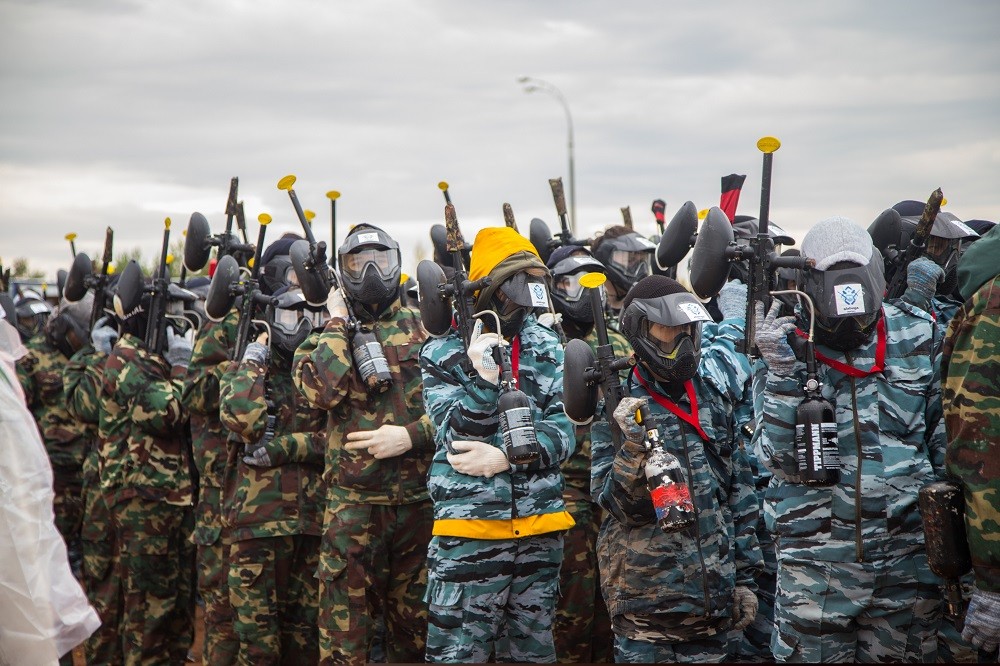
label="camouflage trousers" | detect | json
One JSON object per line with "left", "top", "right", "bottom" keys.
{"left": 425, "top": 532, "right": 564, "bottom": 663}
{"left": 613, "top": 633, "right": 731, "bottom": 663}
{"left": 771, "top": 549, "right": 942, "bottom": 662}
{"left": 195, "top": 486, "right": 238, "bottom": 666}
{"left": 554, "top": 499, "right": 613, "bottom": 663}
{"left": 318, "top": 500, "right": 433, "bottom": 666}
{"left": 113, "top": 497, "right": 196, "bottom": 666}
{"left": 733, "top": 508, "right": 777, "bottom": 662}
{"left": 228, "top": 534, "right": 320, "bottom": 665}
{"left": 52, "top": 465, "right": 84, "bottom": 571}
{"left": 81, "top": 477, "right": 123, "bottom": 665}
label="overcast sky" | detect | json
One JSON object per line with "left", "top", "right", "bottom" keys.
{"left": 2, "top": 0, "right": 998, "bottom": 281}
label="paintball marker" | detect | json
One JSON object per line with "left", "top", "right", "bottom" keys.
{"left": 919, "top": 480, "right": 972, "bottom": 630}
{"left": 184, "top": 177, "right": 256, "bottom": 273}
{"left": 562, "top": 272, "right": 635, "bottom": 447}
{"left": 144, "top": 218, "right": 172, "bottom": 355}
{"left": 281, "top": 176, "right": 391, "bottom": 394}
{"left": 63, "top": 228, "right": 114, "bottom": 326}
{"left": 884, "top": 188, "right": 944, "bottom": 300}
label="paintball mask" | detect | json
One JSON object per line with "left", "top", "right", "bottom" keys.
{"left": 46, "top": 294, "right": 93, "bottom": 358}
{"left": 338, "top": 224, "right": 401, "bottom": 309}
{"left": 268, "top": 287, "right": 329, "bottom": 367}
{"left": 486, "top": 271, "right": 551, "bottom": 339}
{"left": 593, "top": 232, "right": 656, "bottom": 296}
{"left": 13, "top": 291, "right": 52, "bottom": 341}
{"left": 550, "top": 253, "right": 607, "bottom": 327}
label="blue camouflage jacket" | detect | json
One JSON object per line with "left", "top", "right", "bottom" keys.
{"left": 419, "top": 315, "right": 576, "bottom": 537}
{"left": 754, "top": 300, "right": 946, "bottom": 563}
{"left": 591, "top": 319, "right": 762, "bottom": 632}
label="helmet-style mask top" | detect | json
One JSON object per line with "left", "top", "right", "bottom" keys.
{"left": 592, "top": 229, "right": 656, "bottom": 296}
{"left": 268, "top": 286, "right": 329, "bottom": 367}
{"left": 338, "top": 224, "right": 401, "bottom": 311}
{"left": 619, "top": 275, "right": 712, "bottom": 385}
{"left": 547, "top": 246, "right": 606, "bottom": 327}
{"left": 800, "top": 216, "right": 885, "bottom": 351}
{"left": 259, "top": 236, "right": 301, "bottom": 296}
{"left": 13, "top": 290, "right": 52, "bottom": 341}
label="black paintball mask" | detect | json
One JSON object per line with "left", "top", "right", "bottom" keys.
{"left": 113, "top": 261, "right": 150, "bottom": 340}
{"left": 799, "top": 258, "right": 885, "bottom": 352}
{"left": 338, "top": 224, "right": 401, "bottom": 316}
{"left": 483, "top": 271, "right": 551, "bottom": 339}
{"left": 267, "top": 286, "right": 329, "bottom": 368}
{"left": 46, "top": 294, "right": 93, "bottom": 358}
{"left": 620, "top": 277, "right": 713, "bottom": 386}
{"left": 550, "top": 254, "right": 607, "bottom": 331}
{"left": 13, "top": 291, "right": 52, "bottom": 342}
{"left": 593, "top": 232, "right": 657, "bottom": 297}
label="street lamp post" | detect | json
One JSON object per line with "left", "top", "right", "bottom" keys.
{"left": 518, "top": 76, "right": 576, "bottom": 234}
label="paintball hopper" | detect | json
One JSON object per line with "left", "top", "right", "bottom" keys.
{"left": 867, "top": 208, "right": 904, "bottom": 260}
{"left": 112, "top": 261, "right": 145, "bottom": 320}
{"left": 689, "top": 207, "right": 737, "bottom": 299}
{"left": 64, "top": 252, "right": 94, "bottom": 303}
{"left": 529, "top": 218, "right": 555, "bottom": 264}
{"left": 184, "top": 212, "right": 214, "bottom": 272}
{"left": 205, "top": 254, "right": 240, "bottom": 321}
{"left": 289, "top": 239, "right": 332, "bottom": 307}
{"left": 562, "top": 337, "right": 599, "bottom": 424}
{"left": 655, "top": 200, "right": 699, "bottom": 270}
{"left": 416, "top": 259, "right": 452, "bottom": 337}
{"left": 431, "top": 223, "right": 470, "bottom": 271}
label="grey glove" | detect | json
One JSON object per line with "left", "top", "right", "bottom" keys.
{"left": 243, "top": 444, "right": 273, "bottom": 468}
{"left": 90, "top": 316, "right": 118, "bottom": 354}
{"left": 242, "top": 341, "right": 268, "bottom": 365}
{"left": 164, "top": 327, "right": 193, "bottom": 369}
{"left": 732, "top": 585, "right": 759, "bottom": 631}
{"left": 612, "top": 396, "right": 647, "bottom": 444}
{"left": 962, "top": 589, "right": 1000, "bottom": 653}
{"left": 754, "top": 301, "right": 797, "bottom": 374}
{"left": 905, "top": 256, "right": 945, "bottom": 302}
{"left": 718, "top": 279, "right": 748, "bottom": 321}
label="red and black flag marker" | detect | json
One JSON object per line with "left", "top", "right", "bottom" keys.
{"left": 720, "top": 173, "right": 747, "bottom": 222}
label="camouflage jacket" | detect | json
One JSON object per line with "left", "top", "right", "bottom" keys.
{"left": 293, "top": 299, "right": 434, "bottom": 505}
{"left": 754, "top": 300, "right": 946, "bottom": 563}
{"left": 591, "top": 330, "right": 762, "bottom": 631}
{"left": 942, "top": 274, "right": 1000, "bottom": 593}
{"left": 183, "top": 311, "right": 237, "bottom": 545}
{"left": 419, "top": 315, "right": 575, "bottom": 526}
{"left": 562, "top": 326, "right": 632, "bottom": 502}
{"left": 16, "top": 335, "right": 89, "bottom": 472}
{"left": 99, "top": 332, "right": 193, "bottom": 507}
{"left": 63, "top": 344, "right": 106, "bottom": 489}
{"left": 219, "top": 353, "right": 326, "bottom": 541}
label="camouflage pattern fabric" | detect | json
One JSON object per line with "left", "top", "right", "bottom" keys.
{"left": 424, "top": 534, "right": 563, "bottom": 663}
{"left": 218, "top": 353, "right": 326, "bottom": 541}
{"left": 770, "top": 551, "right": 941, "bottom": 662}
{"left": 17, "top": 335, "right": 86, "bottom": 554}
{"left": 613, "top": 633, "right": 730, "bottom": 663}
{"left": 419, "top": 315, "right": 574, "bottom": 661}
{"left": 754, "top": 300, "right": 947, "bottom": 662}
{"left": 317, "top": 501, "right": 433, "bottom": 666}
{"left": 184, "top": 311, "right": 239, "bottom": 664}
{"left": 115, "top": 496, "right": 196, "bottom": 666}
{"left": 99, "top": 332, "right": 196, "bottom": 664}
{"left": 591, "top": 326, "right": 762, "bottom": 645}
{"left": 418, "top": 315, "right": 575, "bottom": 522}
{"left": 98, "top": 332, "right": 194, "bottom": 508}
{"left": 553, "top": 326, "right": 627, "bottom": 664}
{"left": 64, "top": 344, "right": 123, "bottom": 664}
{"left": 219, "top": 340, "right": 327, "bottom": 663}
{"left": 293, "top": 300, "right": 435, "bottom": 665}
{"left": 942, "top": 274, "right": 1000, "bottom": 596}
{"left": 292, "top": 300, "right": 434, "bottom": 506}
{"left": 227, "top": 535, "right": 320, "bottom": 664}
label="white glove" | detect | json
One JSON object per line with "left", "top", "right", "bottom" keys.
{"left": 538, "top": 311, "right": 562, "bottom": 329}
{"left": 327, "top": 286, "right": 349, "bottom": 320}
{"left": 731, "top": 585, "right": 759, "bottom": 631}
{"left": 344, "top": 424, "right": 413, "bottom": 459}
{"left": 164, "top": 327, "right": 193, "bottom": 368}
{"left": 243, "top": 444, "right": 273, "bottom": 467}
{"left": 467, "top": 322, "right": 501, "bottom": 385}
{"left": 446, "top": 440, "right": 511, "bottom": 478}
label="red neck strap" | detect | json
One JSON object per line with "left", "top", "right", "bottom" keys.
{"left": 632, "top": 368, "right": 708, "bottom": 441}
{"left": 511, "top": 335, "right": 520, "bottom": 386}
{"left": 795, "top": 313, "right": 887, "bottom": 378}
